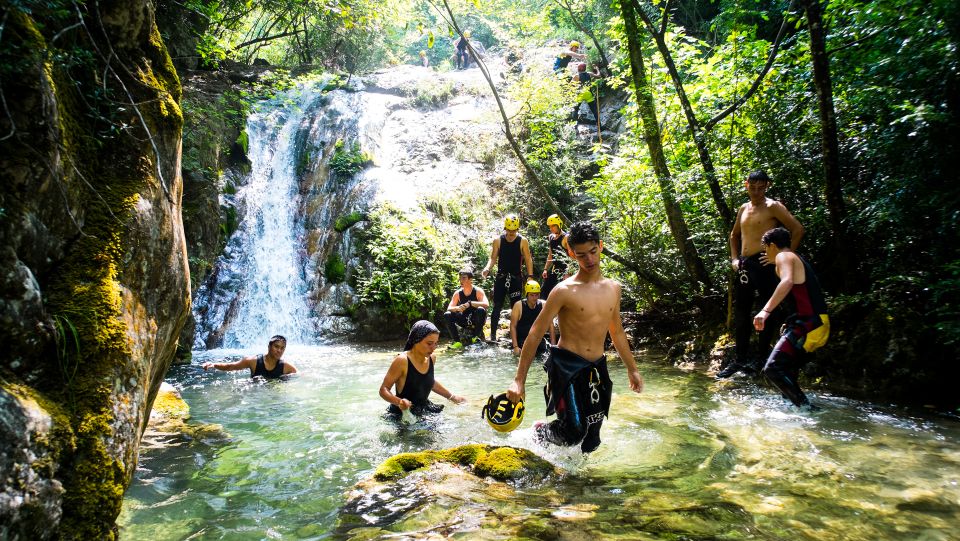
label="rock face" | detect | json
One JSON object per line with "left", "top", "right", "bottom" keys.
{"left": 0, "top": 2, "right": 189, "bottom": 539}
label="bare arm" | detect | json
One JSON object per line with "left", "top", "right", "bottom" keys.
{"left": 472, "top": 288, "right": 489, "bottom": 309}
{"left": 482, "top": 237, "right": 499, "bottom": 278}
{"left": 203, "top": 355, "right": 256, "bottom": 373}
{"left": 522, "top": 238, "right": 534, "bottom": 277}
{"left": 543, "top": 243, "right": 554, "bottom": 278}
{"left": 379, "top": 356, "right": 412, "bottom": 410}
{"left": 549, "top": 317, "right": 557, "bottom": 345}
{"left": 729, "top": 205, "right": 745, "bottom": 268}
{"left": 772, "top": 203, "right": 805, "bottom": 250}
{"left": 607, "top": 285, "right": 643, "bottom": 393}
{"left": 431, "top": 379, "right": 466, "bottom": 404}
{"left": 754, "top": 253, "right": 797, "bottom": 331}
{"left": 447, "top": 291, "right": 462, "bottom": 312}
{"left": 510, "top": 302, "right": 522, "bottom": 354}
{"left": 282, "top": 361, "right": 298, "bottom": 375}
{"left": 507, "top": 289, "right": 564, "bottom": 402}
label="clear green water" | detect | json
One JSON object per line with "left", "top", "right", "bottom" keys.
{"left": 119, "top": 344, "right": 960, "bottom": 539}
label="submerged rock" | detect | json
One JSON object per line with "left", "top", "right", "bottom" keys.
{"left": 373, "top": 444, "right": 556, "bottom": 482}
{"left": 141, "top": 383, "right": 228, "bottom": 447}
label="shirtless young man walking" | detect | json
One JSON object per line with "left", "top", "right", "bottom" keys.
{"left": 506, "top": 221, "right": 643, "bottom": 452}
{"left": 720, "top": 170, "right": 805, "bottom": 378}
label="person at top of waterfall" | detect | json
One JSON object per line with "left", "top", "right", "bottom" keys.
{"left": 505, "top": 221, "right": 643, "bottom": 453}
{"left": 719, "top": 170, "right": 805, "bottom": 379}
{"left": 553, "top": 40, "right": 586, "bottom": 73}
{"left": 202, "top": 335, "right": 298, "bottom": 379}
{"left": 510, "top": 280, "right": 555, "bottom": 357}
{"left": 572, "top": 63, "right": 602, "bottom": 123}
{"left": 541, "top": 214, "right": 573, "bottom": 299}
{"left": 753, "top": 227, "right": 830, "bottom": 409}
{"left": 379, "top": 320, "right": 466, "bottom": 417}
{"left": 419, "top": 50, "right": 429, "bottom": 67}
{"left": 481, "top": 214, "right": 535, "bottom": 342}
{"left": 454, "top": 30, "right": 473, "bottom": 70}
{"left": 444, "top": 266, "right": 489, "bottom": 346}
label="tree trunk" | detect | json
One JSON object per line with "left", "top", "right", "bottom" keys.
{"left": 799, "top": 0, "right": 850, "bottom": 287}
{"left": 620, "top": 0, "right": 713, "bottom": 293}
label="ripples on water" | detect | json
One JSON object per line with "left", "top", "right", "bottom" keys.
{"left": 119, "top": 344, "right": 960, "bottom": 539}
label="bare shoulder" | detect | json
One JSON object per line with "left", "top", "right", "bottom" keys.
{"left": 390, "top": 354, "right": 407, "bottom": 369}
{"left": 475, "top": 286, "right": 486, "bottom": 297}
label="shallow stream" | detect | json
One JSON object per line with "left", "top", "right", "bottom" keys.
{"left": 119, "top": 344, "right": 960, "bottom": 539}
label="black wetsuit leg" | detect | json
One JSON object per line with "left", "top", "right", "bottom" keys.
{"left": 444, "top": 310, "right": 466, "bottom": 342}
{"left": 542, "top": 269, "right": 562, "bottom": 299}
{"left": 469, "top": 307, "right": 487, "bottom": 340}
{"left": 733, "top": 255, "right": 784, "bottom": 369}
{"left": 491, "top": 274, "right": 521, "bottom": 340}
{"left": 762, "top": 325, "right": 812, "bottom": 407}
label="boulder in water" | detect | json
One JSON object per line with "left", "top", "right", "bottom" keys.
{"left": 373, "top": 443, "right": 556, "bottom": 482}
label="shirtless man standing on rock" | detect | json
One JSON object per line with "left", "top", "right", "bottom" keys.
{"left": 719, "top": 170, "right": 804, "bottom": 378}
{"left": 506, "top": 221, "right": 643, "bottom": 453}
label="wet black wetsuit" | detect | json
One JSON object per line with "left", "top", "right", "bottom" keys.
{"left": 515, "top": 299, "right": 547, "bottom": 356}
{"left": 732, "top": 252, "right": 786, "bottom": 371}
{"left": 444, "top": 288, "right": 487, "bottom": 342}
{"left": 542, "top": 232, "right": 568, "bottom": 299}
{"left": 455, "top": 37, "right": 470, "bottom": 69}
{"left": 252, "top": 354, "right": 286, "bottom": 379}
{"left": 762, "top": 255, "right": 829, "bottom": 407}
{"left": 388, "top": 354, "right": 443, "bottom": 416}
{"left": 536, "top": 346, "right": 612, "bottom": 453}
{"left": 572, "top": 71, "right": 600, "bottom": 121}
{"left": 491, "top": 234, "right": 525, "bottom": 339}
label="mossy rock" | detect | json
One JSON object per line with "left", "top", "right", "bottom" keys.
{"left": 373, "top": 444, "right": 555, "bottom": 482}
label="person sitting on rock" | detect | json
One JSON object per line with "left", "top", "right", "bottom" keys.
{"left": 510, "top": 280, "right": 555, "bottom": 357}
{"left": 444, "top": 266, "right": 489, "bottom": 346}
{"left": 379, "top": 321, "right": 466, "bottom": 417}
{"left": 202, "top": 335, "right": 298, "bottom": 379}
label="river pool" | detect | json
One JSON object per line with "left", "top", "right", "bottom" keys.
{"left": 119, "top": 343, "right": 960, "bottom": 539}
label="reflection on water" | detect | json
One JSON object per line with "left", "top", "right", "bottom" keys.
{"left": 119, "top": 344, "right": 960, "bottom": 539}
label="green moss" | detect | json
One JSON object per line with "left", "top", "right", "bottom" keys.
{"left": 324, "top": 254, "right": 347, "bottom": 284}
{"left": 1, "top": 383, "right": 77, "bottom": 478}
{"left": 334, "top": 211, "right": 367, "bottom": 232}
{"left": 329, "top": 139, "right": 367, "bottom": 176}
{"left": 373, "top": 445, "right": 556, "bottom": 483}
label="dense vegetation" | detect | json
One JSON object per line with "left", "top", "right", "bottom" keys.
{"left": 164, "top": 0, "right": 958, "bottom": 405}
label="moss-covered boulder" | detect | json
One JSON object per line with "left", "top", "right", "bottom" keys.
{"left": 0, "top": 2, "right": 189, "bottom": 538}
{"left": 373, "top": 444, "right": 556, "bottom": 482}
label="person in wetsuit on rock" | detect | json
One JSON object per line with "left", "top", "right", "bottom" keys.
{"left": 541, "top": 214, "right": 572, "bottom": 299}
{"left": 720, "top": 170, "right": 805, "bottom": 378}
{"left": 481, "top": 214, "right": 534, "bottom": 342}
{"left": 553, "top": 40, "right": 586, "bottom": 73}
{"left": 505, "top": 221, "right": 644, "bottom": 453}
{"left": 202, "top": 335, "right": 298, "bottom": 379}
{"left": 379, "top": 321, "right": 466, "bottom": 417}
{"left": 444, "top": 266, "right": 489, "bottom": 346}
{"left": 510, "top": 280, "right": 556, "bottom": 357}
{"left": 753, "top": 227, "right": 830, "bottom": 408}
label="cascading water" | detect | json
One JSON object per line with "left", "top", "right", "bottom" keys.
{"left": 192, "top": 85, "right": 326, "bottom": 349}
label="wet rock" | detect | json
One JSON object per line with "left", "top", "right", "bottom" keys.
{"left": 373, "top": 444, "right": 556, "bottom": 483}
{"left": 142, "top": 383, "right": 228, "bottom": 446}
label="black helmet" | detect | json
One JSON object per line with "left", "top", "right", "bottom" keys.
{"left": 482, "top": 393, "right": 525, "bottom": 432}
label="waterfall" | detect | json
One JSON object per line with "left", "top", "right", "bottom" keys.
{"left": 193, "top": 84, "right": 326, "bottom": 349}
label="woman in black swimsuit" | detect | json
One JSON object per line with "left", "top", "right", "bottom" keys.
{"left": 379, "top": 321, "right": 466, "bottom": 416}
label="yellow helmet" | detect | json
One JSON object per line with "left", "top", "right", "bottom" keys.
{"left": 482, "top": 393, "right": 525, "bottom": 433}
{"left": 464, "top": 30, "right": 472, "bottom": 38}
{"left": 569, "top": 41, "right": 581, "bottom": 48}
{"left": 546, "top": 214, "right": 563, "bottom": 227}
{"left": 524, "top": 280, "right": 541, "bottom": 295}
{"left": 503, "top": 214, "right": 520, "bottom": 231}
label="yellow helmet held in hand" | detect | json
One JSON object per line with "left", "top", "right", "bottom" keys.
{"left": 524, "top": 280, "right": 541, "bottom": 295}
{"left": 503, "top": 214, "right": 520, "bottom": 231}
{"left": 482, "top": 393, "right": 525, "bottom": 433}
{"left": 569, "top": 40, "right": 581, "bottom": 49}
{"left": 546, "top": 214, "right": 563, "bottom": 227}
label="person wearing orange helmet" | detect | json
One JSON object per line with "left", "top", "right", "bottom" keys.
{"left": 481, "top": 214, "right": 534, "bottom": 341}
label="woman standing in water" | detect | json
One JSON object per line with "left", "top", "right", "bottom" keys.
{"left": 379, "top": 321, "right": 466, "bottom": 416}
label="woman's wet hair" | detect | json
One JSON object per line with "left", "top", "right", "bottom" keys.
{"left": 269, "top": 335, "right": 287, "bottom": 346}
{"left": 403, "top": 320, "right": 440, "bottom": 351}
{"left": 568, "top": 221, "right": 601, "bottom": 246}
{"left": 761, "top": 227, "right": 791, "bottom": 249}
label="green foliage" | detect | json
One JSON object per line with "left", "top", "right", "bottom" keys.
{"left": 52, "top": 313, "right": 82, "bottom": 389}
{"left": 355, "top": 204, "right": 461, "bottom": 324}
{"left": 324, "top": 254, "right": 347, "bottom": 284}
{"left": 334, "top": 211, "right": 367, "bottom": 232}
{"left": 409, "top": 79, "right": 456, "bottom": 108}
{"left": 329, "top": 139, "right": 368, "bottom": 176}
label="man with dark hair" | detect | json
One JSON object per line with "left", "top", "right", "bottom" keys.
{"left": 481, "top": 214, "right": 534, "bottom": 341}
{"left": 721, "top": 170, "right": 805, "bottom": 378}
{"left": 753, "top": 227, "right": 830, "bottom": 408}
{"left": 443, "top": 267, "right": 489, "bottom": 345}
{"left": 506, "top": 221, "right": 643, "bottom": 453}
{"left": 202, "top": 335, "right": 298, "bottom": 378}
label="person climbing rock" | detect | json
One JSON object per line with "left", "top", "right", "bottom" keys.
{"left": 571, "top": 63, "right": 601, "bottom": 124}
{"left": 505, "top": 221, "right": 643, "bottom": 453}
{"left": 553, "top": 40, "right": 586, "bottom": 73}
{"left": 202, "top": 335, "right": 298, "bottom": 379}
{"left": 481, "top": 214, "right": 534, "bottom": 342}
